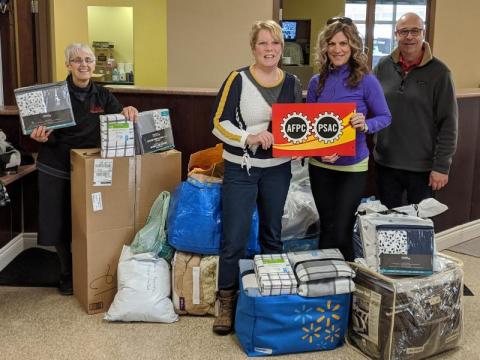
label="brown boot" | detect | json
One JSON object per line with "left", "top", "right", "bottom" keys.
{"left": 213, "top": 289, "right": 237, "bottom": 335}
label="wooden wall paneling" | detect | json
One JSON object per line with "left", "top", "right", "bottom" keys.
{"left": 113, "top": 92, "right": 218, "bottom": 178}
{"left": 0, "top": 8, "right": 17, "bottom": 105}
{"left": 426, "top": 0, "right": 436, "bottom": 49}
{"left": 9, "top": 180, "right": 22, "bottom": 237}
{"left": 0, "top": 180, "right": 22, "bottom": 248}
{"left": 0, "top": 113, "right": 39, "bottom": 153}
{"left": 0, "top": 194, "right": 12, "bottom": 248}
{"left": 34, "top": 0, "right": 52, "bottom": 83}
{"left": 468, "top": 98, "right": 480, "bottom": 220}
{"left": 22, "top": 171, "right": 38, "bottom": 233}
{"left": 434, "top": 97, "right": 479, "bottom": 231}
{"left": 14, "top": 0, "right": 36, "bottom": 87}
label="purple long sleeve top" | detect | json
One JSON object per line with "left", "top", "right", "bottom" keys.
{"left": 307, "top": 64, "right": 391, "bottom": 166}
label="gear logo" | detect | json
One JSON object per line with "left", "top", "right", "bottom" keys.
{"left": 313, "top": 112, "right": 343, "bottom": 143}
{"left": 280, "top": 112, "right": 310, "bottom": 144}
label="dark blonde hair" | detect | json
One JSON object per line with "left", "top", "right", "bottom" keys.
{"left": 314, "top": 22, "right": 369, "bottom": 95}
{"left": 249, "top": 20, "right": 284, "bottom": 50}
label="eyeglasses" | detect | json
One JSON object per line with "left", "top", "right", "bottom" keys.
{"left": 326, "top": 16, "right": 353, "bottom": 26}
{"left": 396, "top": 28, "right": 423, "bottom": 37}
{"left": 69, "top": 57, "right": 96, "bottom": 64}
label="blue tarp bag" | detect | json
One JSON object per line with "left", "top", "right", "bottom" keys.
{"left": 167, "top": 177, "right": 259, "bottom": 255}
{"left": 235, "top": 260, "right": 350, "bottom": 356}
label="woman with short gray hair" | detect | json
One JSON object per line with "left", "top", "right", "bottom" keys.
{"left": 30, "top": 43, "right": 138, "bottom": 295}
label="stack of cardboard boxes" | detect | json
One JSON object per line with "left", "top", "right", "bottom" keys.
{"left": 71, "top": 148, "right": 181, "bottom": 314}
{"left": 92, "top": 42, "right": 114, "bottom": 82}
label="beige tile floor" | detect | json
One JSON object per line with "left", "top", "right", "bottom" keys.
{"left": 0, "top": 250, "right": 479, "bottom": 360}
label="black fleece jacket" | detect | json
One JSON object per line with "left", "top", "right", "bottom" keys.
{"left": 36, "top": 75, "right": 123, "bottom": 178}
{"left": 373, "top": 43, "right": 458, "bottom": 174}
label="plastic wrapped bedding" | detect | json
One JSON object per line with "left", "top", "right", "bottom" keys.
{"left": 281, "top": 160, "right": 319, "bottom": 242}
{"left": 355, "top": 212, "right": 435, "bottom": 275}
{"left": 348, "top": 253, "right": 463, "bottom": 360}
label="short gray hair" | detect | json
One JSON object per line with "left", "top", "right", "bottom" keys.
{"left": 64, "top": 43, "right": 95, "bottom": 64}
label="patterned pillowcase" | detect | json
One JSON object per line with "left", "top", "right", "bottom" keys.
{"left": 16, "top": 91, "right": 47, "bottom": 117}
{"left": 378, "top": 230, "right": 408, "bottom": 255}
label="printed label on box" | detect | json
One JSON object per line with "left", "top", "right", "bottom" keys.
{"left": 93, "top": 159, "right": 113, "bottom": 186}
{"left": 272, "top": 103, "right": 356, "bottom": 157}
{"left": 91, "top": 192, "right": 103, "bottom": 212}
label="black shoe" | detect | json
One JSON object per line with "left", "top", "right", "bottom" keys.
{"left": 58, "top": 273, "right": 73, "bottom": 296}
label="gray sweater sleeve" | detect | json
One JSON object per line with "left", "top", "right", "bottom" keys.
{"left": 432, "top": 71, "right": 458, "bottom": 174}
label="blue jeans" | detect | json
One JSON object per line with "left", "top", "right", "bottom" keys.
{"left": 218, "top": 160, "right": 291, "bottom": 289}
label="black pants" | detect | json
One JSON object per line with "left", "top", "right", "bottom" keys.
{"left": 38, "top": 171, "right": 71, "bottom": 246}
{"left": 38, "top": 171, "right": 72, "bottom": 275}
{"left": 309, "top": 165, "right": 367, "bottom": 261}
{"left": 375, "top": 163, "right": 433, "bottom": 209}
{"left": 218, "top": 160, "right": 291, "bottom": 290}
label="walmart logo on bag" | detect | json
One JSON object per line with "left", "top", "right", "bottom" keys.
{"left": 295, "top": 300, "right": 343, "bottom": 345}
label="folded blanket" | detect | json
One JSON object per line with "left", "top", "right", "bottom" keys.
{"left": 254, "top": 254, "right": 297, "bottom": 296}
{"left": 287, "top": 249, "right": 355, "bottom": 282}
{"left": 239, "top": 259, "right": 261, "bottom": 297}
{"left": 297, "top": 277, "right": 355, "bottom": 297}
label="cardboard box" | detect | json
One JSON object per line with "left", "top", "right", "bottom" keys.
{"left": 71, "top": 148, "right": 182, "bottom": 314}
{"left": 94, "top": 65, "right": 112, "bottom": 81}
{"left": 272, "top": 103, "right": 356, "bottom": 157}
{"left": 94, "top": 48, "right": 113, "bottom": 65}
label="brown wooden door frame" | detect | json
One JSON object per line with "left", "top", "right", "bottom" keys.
{"left": 0, "top": 4, "right": 18, "bottom": 105}
{"left": 13, "top": 0, "right": 36, "bottom": 87}
{"left": 0, "top": 0, "right": 51, "bottom": 105}
{"left": 273, "top": 0, "right": 281, "bottom": 22}
{"left": 35, "top": 0, "right": 52, "bottom": 83}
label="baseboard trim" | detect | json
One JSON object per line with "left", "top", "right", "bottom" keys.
{"left": 0, "top": 234, "right": 26, "bottom": 272}
{"left": 436, "top": 219, "right": 480, "bottom": 251}
{"left": 0, "top": 233, "right": 54, "bottom": 272}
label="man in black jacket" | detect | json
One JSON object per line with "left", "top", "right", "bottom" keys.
{"left": 373, "top": 12, "right": 458, "bottom": 208}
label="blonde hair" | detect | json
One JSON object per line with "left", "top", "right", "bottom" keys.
{"left": 64, "top": 43, "right": 95, "bottom": 64}
{"left": 314, "top": 22, "right": 369, "bottom": 95}
{"left": 249, "top": 20, "right": 284, "bottom": 50}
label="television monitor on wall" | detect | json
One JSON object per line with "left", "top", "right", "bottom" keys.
{"left": 282, "top": 21, "right": 297, "bottom": 41}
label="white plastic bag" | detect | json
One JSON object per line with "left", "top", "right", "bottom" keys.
{"left": 281, "top": 161, "right": 319, "bottom": 241}
{"left": 104, "top": 246, "right": 178, "bottom": 323}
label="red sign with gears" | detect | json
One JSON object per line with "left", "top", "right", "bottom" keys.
{"left": 272, "top": 102, "right": 357, "bottom": 157}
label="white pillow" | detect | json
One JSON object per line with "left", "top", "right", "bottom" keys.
{"left": 104, "top": 246, "right": 178, "bottom": 323}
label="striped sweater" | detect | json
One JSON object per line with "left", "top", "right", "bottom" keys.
{"left": 211, "top": 66, "right": 301, "bottom": 168}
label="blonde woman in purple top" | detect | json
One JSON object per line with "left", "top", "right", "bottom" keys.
{"left": 307, "top": 17, "right": 391, "bottom": 261}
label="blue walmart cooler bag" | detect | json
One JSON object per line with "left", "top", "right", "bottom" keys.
{"left": 235, "top": 260, "right": 350, "bottom": 356}
{"left": 168, "top": 177, "right": 260, "bottom": 255}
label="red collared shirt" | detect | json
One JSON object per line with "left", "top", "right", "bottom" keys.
{"left": 398, "top": 50, "right": 424, "bottom": 75}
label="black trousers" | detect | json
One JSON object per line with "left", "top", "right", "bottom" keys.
{"left": 375, "top": 163, "right": 433, "bottom": 209}
{"left": 309, "top": 164, "right": 367, "bottom": 261}
{"left": 38, "top": 171, "right": 71, "bottom": 247}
